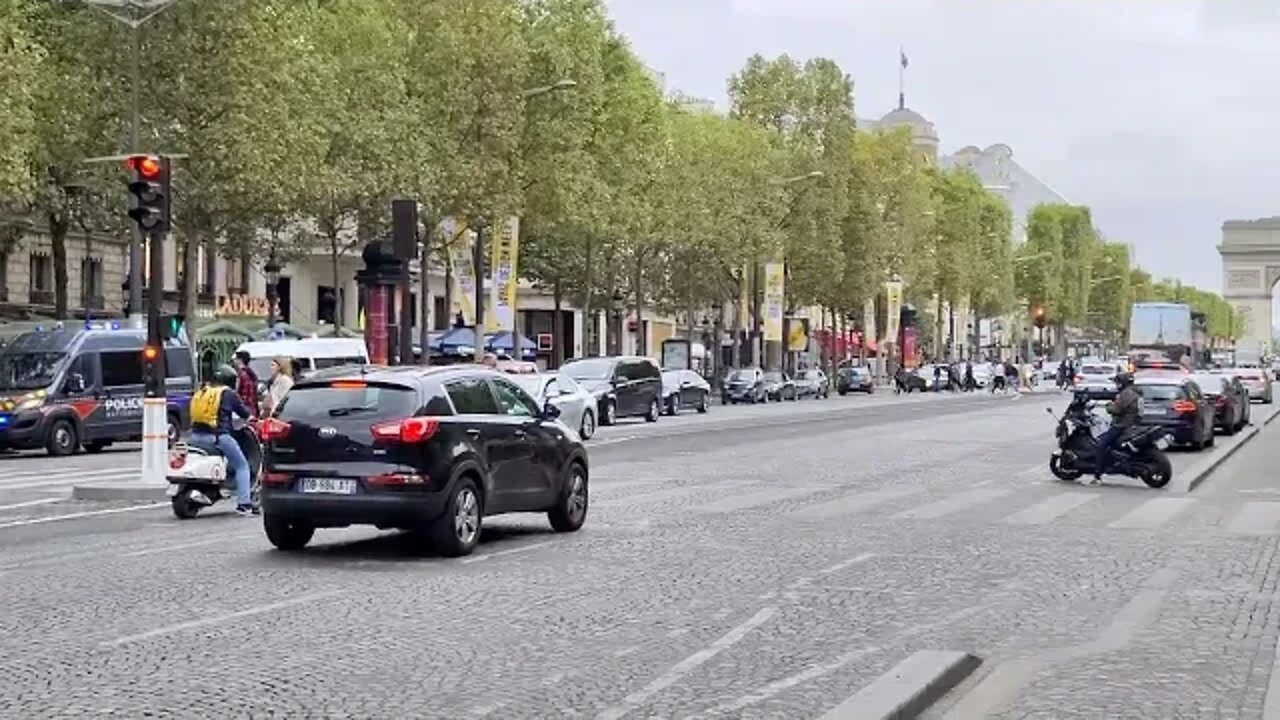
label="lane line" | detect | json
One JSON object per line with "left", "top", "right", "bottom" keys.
{"left": 818, "top": 552, "right": 876, "bottom": 576}
{"left": 595, "top": 607, "right": 776, "bottom": 720}
{"left": 0, "top": 502, "right": 165, "bottom": 530}
{"left": 692, "top": 486, "right": 825, "bottom": 514}
{"left": 891, "top": 488, "right": 1012, "bottom": 521}
{"left": 460, "top": 540, "right": 555, "bottom": 565}
{"left": 0, "top": 497, "right": 62, "bottom": 512}
{"left": 121, "top": 532, "right": 259, "bottom": 558}
{"left": 100, "top": 591, "right": 343, "bottom": 647}
{"left": 791, "top": 488, "right": 923, "bottom": 521}
{"left": 0, "top": 473, "right": 141, "bottom": 491}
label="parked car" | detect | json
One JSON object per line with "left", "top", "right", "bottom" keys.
{"left": 258, "top": 366, "right": 590, "bottom": 556}
{"left": 1133, "top": 376, "right": 1216, "bottom": 450}
{"left": 1189, "top": 373, "right": 1248, "bottom": 435}
{"left": 1075, "top": 362, "right": 1121, "bottom": 394}
{"left": 722, "top": 367, "right": 766, "bottom": 404}
{"left": 1230, "top": 367, "right": 1273, "bottom": 404}
{"left": 916, "top": 364, "right": 952, "bottom": 391}
{"left": 762, "top": 370, "right": 797, "bottom": 401}
{"left": 836, "top": 366, "right": 873, "bottom": 395}
{"left": 660, "top": 369, "right": 711, "bottom": 415}
{"left": 794, "top": 368, "right": 830, "bottom": 398}
{"left": 560, "top": 355, "right": 662, "bottom": 425}
{"left": 511, "top": 373, "right": 597, "bottom": 440}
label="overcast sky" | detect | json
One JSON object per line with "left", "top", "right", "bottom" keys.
{"left": 604, "top": 0, "right": 1280, "bottom": 295}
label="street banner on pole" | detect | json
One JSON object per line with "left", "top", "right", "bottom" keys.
{"left": 441, "top": 218, "right": 475, "bottom": 325}
{"left": 487, "top": 216, "right": 520, "bottom": 333}
{"left": 885, "top": 280, "right": 903, "bottom": 344}
{"left": 764, "top": 262, "right": 785, "bottom": 342}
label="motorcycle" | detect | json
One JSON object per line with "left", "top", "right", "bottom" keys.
{"left": 166, "top": 420, "right": 263, "bottom": 519}
{"left": 1047, "top": 393, "right": 1174, "bottom": 489}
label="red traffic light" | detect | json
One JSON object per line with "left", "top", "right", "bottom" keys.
{"left": 126, "top": 155, "right": 163, "bottom": 179}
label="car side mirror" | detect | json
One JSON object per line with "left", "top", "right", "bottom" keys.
{"left": 560, "top": 385, "right": 576, "bottom": 396}
{"left": 67, "top": 373, "right": 85, "bottom": 394}
{"left": 541, "top": 401, "right": 561, "bottom": 420}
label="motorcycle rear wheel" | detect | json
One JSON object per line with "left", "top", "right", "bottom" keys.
{"left": 172, "top": 494, "right": 202, "bottom": 520}
{"left": 1049, "top": 454, "right": 1083, "bottom": 481}
{"left": 1141, "top": 451, "right": 1173, "bottom": 489}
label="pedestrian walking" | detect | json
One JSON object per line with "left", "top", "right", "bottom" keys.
{"left": 263, "top": 356, "right": 295, "bottom": 417}
{"left": 964, "top": 361, "right": 975, "bottom": 392}
{"left": 232, "top": 350, "right": 259, "bottom": 418}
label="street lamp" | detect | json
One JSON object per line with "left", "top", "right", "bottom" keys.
{"left": 264, "top": 254, "right": 281, "bottom": 330}
{"left": 610, "top": 289, "right": 625, "bottom": 356}
{"left": 85, "top": 0, "right": 178, "bottom": 327}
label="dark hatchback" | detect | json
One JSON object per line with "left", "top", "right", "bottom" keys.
{"left": 836, "top": 366, "right": 874, "bottom": 395}
{"left": 560, "top": 355, "right": 662, "bottom": 426}
{"left": 1133, "top": 377, "right": 1216, "bottom": 450}
{"left": 258, "top": 366, "right": 589, "bottom": 556}
{"left": 1190, "top": 372, "right": 1249, "bottom": 435}
{"left": 722, "top": 367, "right": 766, "bottom": 404}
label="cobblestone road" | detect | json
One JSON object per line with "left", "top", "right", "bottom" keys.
{"left": 2, "top": 388, "right": 1278, "bottom": 718}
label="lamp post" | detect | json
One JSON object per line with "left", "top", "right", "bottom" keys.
{"left": 264, "top": 254, "right": 281, "bottom": 331}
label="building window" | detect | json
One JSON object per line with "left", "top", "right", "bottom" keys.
{"left": 316, "top": 285, "right": 338, "bottom": 325}
{"left": 0, "top": 252, "right": 8, "bottom": 302}
{"left": 226, "top": 256, "right": 244, "bottom": 294}
{"left": 29, "top": 253, "right": 52, "bottom": 305}
{"left": 434, "top": 296, "right": 447, "bottom": 330}
{"left": 201, "top": 245, "right": 216, "bottom": 295}
{"left": 80, "top": 257, "right": 103, "bottom": 309}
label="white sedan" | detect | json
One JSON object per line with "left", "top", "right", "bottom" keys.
{"left": 511, "top": 373, "right": 598, "bottom": 439}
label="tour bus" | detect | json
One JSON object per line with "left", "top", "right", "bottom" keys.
{"left": 0, "top": 322, "right": 195, "bottom": 456}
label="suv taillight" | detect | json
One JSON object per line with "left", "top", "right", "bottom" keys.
{"left": 1171, "top": 399, "right": 1197, "bottom": 413}
{"left": 259, "top": 418, "right": 291, "bottom": 441}
{"left": 370, "top": 417, "right": 440, "bottom": 444}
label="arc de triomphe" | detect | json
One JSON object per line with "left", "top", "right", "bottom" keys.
{"left": 1219, "top": 217, "right": 1280, "bottom": 355}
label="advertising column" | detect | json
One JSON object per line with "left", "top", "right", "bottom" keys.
{"left": 763, "top": 262, "right": 785, "bottom": 369}
{"left": 884, "top": 279, "right": 903, "bottom": 373}
{"left": 487, "top": 216, "right": 520, "bottom": 334}
{"left": 441, "top": 217, "right": 476, "bottom": 325}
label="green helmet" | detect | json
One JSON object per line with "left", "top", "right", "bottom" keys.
{"left": 212, "top": 364, "right": 238, "bottom": 388}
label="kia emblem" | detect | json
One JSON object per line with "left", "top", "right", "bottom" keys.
{"left": 318, "top": 427, "right": 337, "bottom": 439}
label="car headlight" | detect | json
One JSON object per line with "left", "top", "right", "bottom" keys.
{"left": 14, "top": 397, "right": 43, "bottom": 411}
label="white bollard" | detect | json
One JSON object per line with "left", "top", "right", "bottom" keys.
{"left": 140, "top": 398, "right": 169, "bottom": 485}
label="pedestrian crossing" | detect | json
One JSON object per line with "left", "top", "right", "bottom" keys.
{"left": 590, "top": 476, "right": 1280, "bottom": 537}
{"left": 0, "top": 465, "right": 138, "bottom": 494}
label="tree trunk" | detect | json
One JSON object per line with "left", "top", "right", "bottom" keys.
{"left": 731, "top": 272, "right": 743, "bottom": 369}
{"left": 443, "top": 243, "right": 453, "bottom": 327}
{"left": 419, "top": 232, "right": 431, "bottom": 365}
{"left": 50, "top": 212, "right": 69, "bottom": 318}
{"left": 581, "top": 237, "right": 594, "bottom": 355}
{"left": 180, "top": 228, "right": 198, "bottom": 351}
{"left": 238, "top": 248, "right": 250, "bottom": 291}
{"left": 329, "top": 227, "right": 344, "bottom": 331}
{"left": 934, "top": 295, "right": 945, "bottom": 361}
{"left": 552, "top": 278, "right": 564, "bottom": 368}
{"left": 633, "top": 251, "right": 645, "bottom": 357}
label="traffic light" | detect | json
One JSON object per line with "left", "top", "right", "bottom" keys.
{"left": 160, "top": 314, "right": 185, "bottom": 340}
{"left": 142, "top": 343, "right": 164, "bottom": 398}
{"left": 1033, "top": 306, "right": 1047, "bottom": 329}
{"left": 125, "top": 154, "right": 169, "bottom": 235}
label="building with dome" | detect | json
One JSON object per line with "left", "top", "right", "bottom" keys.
{"left": 860, "top": 103, "right": 940, "bottom": 163}
{"left": 942, "top": 144, "right": 1071, "bottom": 244}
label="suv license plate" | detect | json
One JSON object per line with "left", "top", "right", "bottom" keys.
{"left": 301, "top": 478, "right": 357, "bottom": 495}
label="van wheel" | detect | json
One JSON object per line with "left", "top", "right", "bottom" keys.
{"left": 46, "top": 419, "right": 78, "bottom": 456}
{"left": 166, "top": 414, "right": 180, "bottom": 446}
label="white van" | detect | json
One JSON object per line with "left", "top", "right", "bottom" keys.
{"left": 234, "top": 337, "right": 370, "bottom": 381}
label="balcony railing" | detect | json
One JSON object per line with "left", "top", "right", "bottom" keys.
{"left": 29, "top": 288, "right": 54, "bottom": 306}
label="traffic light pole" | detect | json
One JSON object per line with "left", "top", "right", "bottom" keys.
{"left": 139, "top": 158, "right": 170, "bottom": 488}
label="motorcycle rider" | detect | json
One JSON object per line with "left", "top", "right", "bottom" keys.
{"left": 189, "top": 364, "right": 255, "bottom": 516}
{"left": 1093, "top": 371, "right": 1142, "bottom": 483}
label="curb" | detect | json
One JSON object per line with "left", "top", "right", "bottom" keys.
{"left": 72, "top": 484, "right": 168, "bottom": 502}
{"left": 1182, "top": 403, "right": 1280, "bottom": 493}
{"left": 816, "top": 650, "right": 982, "bottom": 720}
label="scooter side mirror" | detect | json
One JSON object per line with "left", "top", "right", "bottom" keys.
{"left": 1045, "top": 407, "right": 1055, "bottom": 415}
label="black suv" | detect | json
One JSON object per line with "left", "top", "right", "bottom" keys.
{"left": 560, "top": 355, "right": 662, "bottom": 426}
{"left": 258, "top": 366, "right": 589, "bottom": 556}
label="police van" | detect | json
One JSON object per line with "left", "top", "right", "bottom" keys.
{"left": 0, "top": 321, "right": 196, "bottom": 456}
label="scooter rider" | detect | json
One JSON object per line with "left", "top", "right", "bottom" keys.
{"left": 189, "top": 364, "right": 255, "bottom": 516}
{"left": 1093, "top": 371, "right": 1141, "bottom": 484}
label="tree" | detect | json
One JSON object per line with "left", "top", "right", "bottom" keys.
{"left": 972, "top": 192, "right": 1015, "bottom": 319}
{"left": 928, "top": 167, "right": 984, "bottom": 354}
{"left": 0, "top": 0, "right": 41, "bottom": 200}
{"left": 1087, "top": 241, "right": 1131, "bottom": 338}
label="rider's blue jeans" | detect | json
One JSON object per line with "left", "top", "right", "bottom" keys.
{"left": 192, "top": 431, "right": 251, "bottom": 506}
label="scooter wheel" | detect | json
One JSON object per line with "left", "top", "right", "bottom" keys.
{"left": 1141, "top": 451, "right": 1173, "bottom": 489}
{"left": 172, "top": 494, "right": 202, "bottom": 520}
{"left": 1049, "top": 454, "right": 1083, "bottom": 481}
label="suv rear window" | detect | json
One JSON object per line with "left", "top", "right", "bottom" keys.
{"left": 277, "top": 383, "right": 420, "bottom": 436}
{"left": 1136, "top": 384, "right": 1184, "bottom": 401}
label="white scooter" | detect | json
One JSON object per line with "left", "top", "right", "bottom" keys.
{"left": 166, "top": 420, "right": 263, "bottom": 519}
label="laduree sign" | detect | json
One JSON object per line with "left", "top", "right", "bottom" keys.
{"left": 216, "top": 294, "right": 269, "bottom": 318}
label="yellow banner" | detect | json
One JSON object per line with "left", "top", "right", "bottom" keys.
{"left": 486, "top": 216, "right": 520, "bottom": 333}
{"left": 884, "top": 280, "right": 903, "bottom": 343}
{"left": 788, "top": 319, "right": 808, "bottom": 352}
{"left": 441, "top": 218, "right": 475, "bottom": 326}
{"left": 764, "top": 263, "right": 785, "bottom": 342}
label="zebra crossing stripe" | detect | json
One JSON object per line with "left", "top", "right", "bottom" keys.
{"left": 1227, "top": 502, "right": 1280, "bottom": 536}
{"left": 891, "top": 488, "right": 1012, "bottom": 520}
{"left": 1003, "top": 492, "right": 1100, "bottom": 525}
{"left": 1108, "top": 497, "right": 1194, "bottom": 530}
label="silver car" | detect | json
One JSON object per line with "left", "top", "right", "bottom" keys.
{"left": 512, "top": 373, "right": 598, "bottom": 439}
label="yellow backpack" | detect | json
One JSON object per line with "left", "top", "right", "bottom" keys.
{"left": 190, "top": 385, "right": 224, "bottom": 427}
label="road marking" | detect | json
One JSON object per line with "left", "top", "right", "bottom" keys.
{"left": 100, "top": 590, "right": 343, "bottom": 648}
{"left": 614, "top": 645, "right": 640, "bottom": 658}
{"left": 0, "top": 497, "right": 62, "bottom": 512}
{"left": 595, "top": 607, "right": 776, "bottom": 720}
{"left": 666, "top": 628, "right": 690, "bottom": 638}
{"left": 791, "top": 488, "right": 923, "bottom": 521}
{"left": 121, "top": 532, "right": 258, "bottom": 558}
{"left": 818, "top": 552, "right": 876, "bottom": 576}
{"left": 1107, "top": 497, "right": 1195, "bottom": 530}
{"left": 460, "top": 540, "right": 554, "bottom": 565}
{"left": 0, "top": 502, "right": 164, "bottom": 530}
{"left": 1227, "top": 502, "right": 1280, "bottom": 536}
{"left": 592, "top": 481, "right": 743, "bottom": 509}
{"left": 1003, "top": 492, "right": 1100, "bottom": 526}
{"left": 0, "top": 472, "right": 141, "bottom": 491}
{"left": 891, "top": 488, "right": 1012, "bottom": 520}
{"left": 693, "top": 486, "right": 825, "bottom": 514}
{"left": 1017, "top": 462, "right": 1047, "bottom": 478}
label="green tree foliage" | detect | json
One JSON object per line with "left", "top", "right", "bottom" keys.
{"left": 972, "top": 192, "right": 1015, "bottom": 318}
{"left": 0, "top": 0, "right": 41, "bottom": 200}
{"left": 1087, "top": 241, "right": 1131, "bottom": 337}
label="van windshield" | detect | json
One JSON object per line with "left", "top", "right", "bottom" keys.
{"left": 0, "top": 351, "right": 66, "bottom": 390}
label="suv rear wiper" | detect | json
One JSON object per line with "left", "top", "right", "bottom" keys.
{"left": 328, "top": 406, "right": 376, "bottom": 417}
